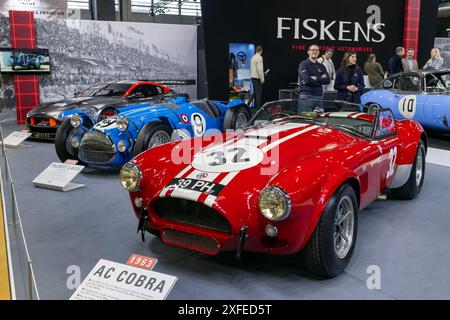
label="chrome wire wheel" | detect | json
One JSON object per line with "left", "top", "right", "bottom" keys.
{"left": 333, "top": 195, "right": 355, "bottom": 259}
{"left": 236, "top": 112, "right": 248, "bottom": 129}
{"left": 148, "top": 130, "right": 171, "bottom": 149}
{"left": 416, "top": 147, "right": 424, "bottom": 187}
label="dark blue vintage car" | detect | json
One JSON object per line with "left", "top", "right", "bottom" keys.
{"left": 54, "top": 96, "right": 251, "bottom": 167}
{"left": 10, "top": 52, "right": 42, "bottom": 70}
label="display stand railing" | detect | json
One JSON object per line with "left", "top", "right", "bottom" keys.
{"left": 0, "top": 126, "right": 40, "bottom": 300}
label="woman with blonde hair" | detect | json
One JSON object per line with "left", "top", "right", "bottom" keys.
{"left": 423, "top": 48, "right": 444, "bottom": 70}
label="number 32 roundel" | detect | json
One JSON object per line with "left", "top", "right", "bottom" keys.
{"left": 192, "top": 144, "right": 264, "bottom": 173}
{"left": 398, "top": 95, "right": 416, "bottom": 119}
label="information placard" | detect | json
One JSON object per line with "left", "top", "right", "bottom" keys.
{"left": 1, "top": 131, "right": 32, "bottom": 148}
{"left": 70, "top": 259, "right": 177, "bottom": 300}
{"left": 32, "top": 162, "right": 85, "bottom": 191}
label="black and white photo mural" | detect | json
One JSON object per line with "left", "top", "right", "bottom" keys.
{"left": 35, "top": 19, "right": 198, "bottom": 102}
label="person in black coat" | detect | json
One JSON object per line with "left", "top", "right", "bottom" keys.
{"left": 388, "top": 46, "right": 405, "bottom": 75}
{"left": 334, "top": 52, "right": 365, "bottom": 104}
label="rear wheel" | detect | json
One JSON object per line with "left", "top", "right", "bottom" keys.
{"left": 223, "top": 105, "right": 251, "bottom": 130}
{"left": 390, "top": 140, "right": 426, "bottom": 200}
{"left": 300, "top": 183, "right": 358, "bottom": 278}
{"left": 133, "top": 122, "right": 173, "bottom": 156}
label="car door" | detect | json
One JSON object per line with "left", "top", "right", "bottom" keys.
{"left": 372, "top": 109, "right": 400, "bottom": 189}
{"left": 389, "top": 74, "right": 425, "bottom": 123}
{"left": 421, "top": 73, "right": 450, "bottom": 130}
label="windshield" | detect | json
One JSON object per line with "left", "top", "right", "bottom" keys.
{"left": 424, "top": 72, "right": 450, "bottom": 93}
{"left": 248, "top": 99, "right": 376, "bottom": 138}
{"left": 76, "top": 83, "right": 108, "bottom": 97}
{"left": 91, "top": 83, "right": 132, "bottom": 97}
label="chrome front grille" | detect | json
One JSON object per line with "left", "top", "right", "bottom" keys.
{"left": 78, "top": 131, "right": 116, "bottom": 163}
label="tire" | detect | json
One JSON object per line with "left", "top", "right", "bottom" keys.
{"left": 300, "top": 183, "right": 358, "bottom": 278}
{"left": 223, "top": 105, "right": 251, "bottom": 130}
{"left": 55, "top": 119, "right": 81, "bottom": 163}
{"left": 133, "top": 122, "right": 173, "bottom": 156}
{"left": 34, "top": 59, "right": 40, "bottom": 69}
{"left": 390, "top": 140, "right": 426, "bottom": 200}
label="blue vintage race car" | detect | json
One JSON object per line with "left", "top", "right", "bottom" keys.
{"left": 10, "top": 52, "right": 43, "bottom": 70}
{"left": 361, "top": 69, "right": 450, "bottom": 132}
{"left": 54, "top": 97, "right": 251, "bottom": 167}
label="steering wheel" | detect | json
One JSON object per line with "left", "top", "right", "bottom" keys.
{"left": 269, "top": 112, "right": 291, "bottom": 121}
{"left": 237, "top": 51, "right": 247, "bottom": 63}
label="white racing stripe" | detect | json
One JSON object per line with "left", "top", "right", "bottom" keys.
{"left": 244, "top": 123, "right": 309, "bottom": 138}
{"left": 261, "top": 125, "right": 319, "bottom": 153}
{"left": 325, "top": 112, "right": 355, "bottom": 118}
{"left": 161, "top": 122, "right": 318, "bottom": 207}
{"left": 204, "top": 171, "right": 241, "bottom": 207}
{"left": 351, "top": 113, "right": 366, "bottom": 119}
{"left": 159, "top": 165, "right": 193, "bottom": 197}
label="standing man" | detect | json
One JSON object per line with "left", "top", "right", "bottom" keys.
{"left": 402, "top": 49, "right": 419, "bottom": 72}
{"left": 250, "top": 45, "right": 264, "bottom": 108}
{"left": 388, "top": 46, "right": 405, "bottom": 75}
{"left": 317, "top": 49, "right": 336, "bottom": 91}
{"left": 298, "top": 44, "right": 330, "bottom": 111}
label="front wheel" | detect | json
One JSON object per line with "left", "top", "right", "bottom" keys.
{"left": 390, "top": 140, "right": 426, "bottom": 200}
{"left": 133, "top": 122, "right": 173, "bottom": 156}
{"left": 33, "top": 58, "right": 40, "bottom": 69}
{"left": 223, "top": 105, "right": 251, "bottom": 130}
{"left": 55, "top": 119, "right": 84, "bottom": 164}
{"left": 300, "top": 183, "right": 358, "bottom": 278}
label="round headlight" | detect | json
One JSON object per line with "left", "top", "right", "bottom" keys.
{"left": 117, "top": 116, "right": 129, "bottom": 132}
{"left": 117, "top": 140, "right": 127, "bottom": 153}
{"left": 119, "top": 162, "right": 142, "bottom": 192}
{"left": 70, "top": 114, "right": 82, "bottom": 128}
{"left": 71, "top": 136, "right": 81, "bottom": 148}
{"left": 258, "top": 186, "right": 291, "bottom": 221}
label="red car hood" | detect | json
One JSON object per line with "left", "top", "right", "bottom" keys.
{"left": 134, "top": 120, "right": 362, "bottom": 228}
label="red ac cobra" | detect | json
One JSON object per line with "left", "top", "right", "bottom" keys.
{"left": 120, "top": 99, "right": 427, "bottom": 278}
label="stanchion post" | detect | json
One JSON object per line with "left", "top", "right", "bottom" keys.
{"left": 0, "top": 127, "right": 4, "bottom": 157}
{"left": 28, "top": 260, "right": 33, "bottom": 300}
{"left": 9, "top": 181, "right": 17, "bottom": 226}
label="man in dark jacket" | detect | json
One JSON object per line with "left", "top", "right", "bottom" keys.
{"left": 298, "top": 44, "right": 330, "bottom": 112}
{"left": 388, "top": 47, "right": 405, "bottom": 75}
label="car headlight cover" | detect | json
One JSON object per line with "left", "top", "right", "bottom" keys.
{"left": 70, "top": 114, "right": 82, "bottom": 128}
{"left": 119, "top": 162, "right": 142, "bottom": 192}
{"left": 258, "top": 186, "right": 291, "bottom": 221}
{"left": 117, "top": 116, "right": 129, "bottom": 132}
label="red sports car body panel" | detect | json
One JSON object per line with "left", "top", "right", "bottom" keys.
{"left": 127, "top": 114, "right": 426, "bottom": 256}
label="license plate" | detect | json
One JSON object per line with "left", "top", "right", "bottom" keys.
{"left": 166, "top": 178, "right": 224, "bottom": 196}
{"left": 32, "top": 132, "right": 54, "bottom": 138}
